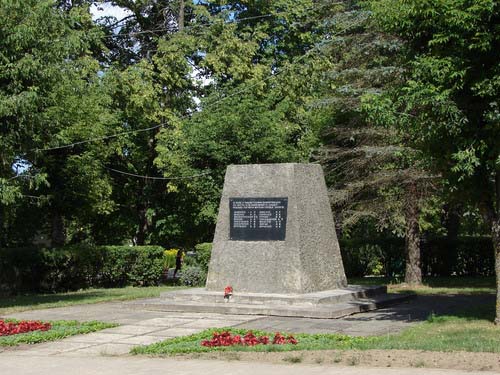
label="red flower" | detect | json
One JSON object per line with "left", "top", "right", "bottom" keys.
{"left": 272, "top": 332, "right": 286, "bottom": 345}
{"left": 200, "top": 330, "right": 297, "bottom": 348}
{"left": 258, "top": 335, "right": 270, "bottom": 345}
{"left": 286, "top": 335, "right": 298, "bottom": 345}
{"left": 0, "top": 320, "right": 51, "bottom": 336}
{"left": 224, "top": 286, "right": 233, "bottom": 297}
{"left": 243, "top": 331, "right": 260, "bottom": 346}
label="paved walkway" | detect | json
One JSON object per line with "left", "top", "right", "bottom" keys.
{"left": 2, "top": 308, "right": 258, "bottom": 356}
{"left": 1, "top": 354, "right": 498, "bottom": 375}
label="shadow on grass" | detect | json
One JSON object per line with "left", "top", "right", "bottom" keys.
{"left": 343, "top": 293, "right": 495, "bottom": 323}
{"left": 0, "top": 283, "right": 183, "bottom": 313}
{"left": 0, "top": 290, "right": 114, "bottom": 310}
{"left": 348, "top": 276, "right": 495, "bottom": 289}
{"left": 348, "top": 275, "right": 496, "bottom": 322}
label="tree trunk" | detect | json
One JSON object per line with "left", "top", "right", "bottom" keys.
{"left": 443, "top": 203, "right": 461, "bottom": 275}
{"left": 135, "top": 205, "right": 148, "bottom": 246}
{"left": 492, "top": 172, "right": 500, "bottom": 325}
{"left": 444, "top": 204, "right": 461, "bottom": 240}
{"left": 0, "top": 207, "right": 6, "bottom": 247}
{"left": 51, "top": 210, "right": 66, "bottom": 247}
{"left": 178, "top": 0, "right": 185, "bottom": 31}
{"left": 493, "top": 215, "right": 500, "bottom": 325}
{"left": 405, "top": 182, "right": 422, "bottom": 285}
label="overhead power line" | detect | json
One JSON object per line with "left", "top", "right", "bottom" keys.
{"left": 32, "top": 2, "right": 340, "bottom": 155}
{"left": 32, "top": 124, "right": 166, "bottom": 153}
{"left": 100, "top": 13, "right": 276, "bottom": 39}
{"left": 99, "top": 3, "right": 343, "bottom": 39}
{"left": 106, "top": 167, "right": 211, "bottom": 180}
{"left": 24, "top": 2, "right": 346, "bottom": 182}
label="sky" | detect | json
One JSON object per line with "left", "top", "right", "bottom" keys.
{"left": 90, "top": 1, "right": 212, "bottom": 108}
{"left": 90, "top": 2, "right": 132, "bottom": 24}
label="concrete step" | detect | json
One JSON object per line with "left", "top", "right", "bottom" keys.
{"left": 127, "top": 293, "right": 414, "bottom": 319}
{"left": 159, "top": 285, "right": 387, "bottom": 306}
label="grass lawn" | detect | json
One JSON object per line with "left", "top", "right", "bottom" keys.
{"left": 0, "top": 320, "right": 117, "bottom": 346}
{"left": 348, "top": 276, "right": 496, "bottom": 295}
{"left": 132, "top": 309, "right": 500, "bottom": 355}
{"left": 0, "top": 285, "right": 183, "bottom": 315}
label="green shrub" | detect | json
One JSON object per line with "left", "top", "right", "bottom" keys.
{"left": 98, "top": 246, "right": 134, "bottom": 287}
{"left": 340, "top": 236, "right": 494, "bottom": 278}
{"left": 422, "top": 236, "right": 494, "bottom": 277}
{"left": 194, "top": 242, "right": 212, "bottom": 273}
{"left": 0, "top": 245, "right": 165, "bottom": 293}
{"left": 127, "top": 246, "right": 164, "bottom": 286}
{"left": 179, "top": 266, "right": 207, "bottom": 287}
{"left": 0, "top": 247, "right": 42, "bottom": 294}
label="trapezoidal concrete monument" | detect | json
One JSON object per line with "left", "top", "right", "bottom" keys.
{"left": 206, "top": 163, "right": 347, "bottom": 293}
{"left": 138, "top": 163, "right": 413, "bottom": 318}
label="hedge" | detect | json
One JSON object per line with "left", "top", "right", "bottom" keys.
{"left": 1, "top": 237, "right": 493, "bottom": 293}
{"left": 340, "top": 236, "right": 494, "bottom": 278}
{"left": 0, "top": 245, "right": 164, "bottom": 294}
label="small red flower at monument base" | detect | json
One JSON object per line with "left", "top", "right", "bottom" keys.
{"left": 223, "top": 285, "right": 233, "bottom": 302}
{"left": 200, "top": 331, "right": 297, "bottom": 347}
{"left": 0, "top": 320, "right": 51, "bottom": 336}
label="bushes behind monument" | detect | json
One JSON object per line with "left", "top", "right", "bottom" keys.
{"left": 179, "top": 242, "right": 212, "bottom": 287}
{"left": 0, "top": 245, "right": 164, "bottom": 294}
{"left": 1, "top": 237, "right": 492, "bottom": 293}
{"left": 341, "top": 236, "right": 494, "bottom": 277}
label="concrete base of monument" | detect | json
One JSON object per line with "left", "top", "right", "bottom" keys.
{"left": 127, "top": 285, "right": 415, "bottom": 319}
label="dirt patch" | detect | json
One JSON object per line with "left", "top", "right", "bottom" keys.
{"left": 174, "top": 349, "right": 500, "bottom": 372}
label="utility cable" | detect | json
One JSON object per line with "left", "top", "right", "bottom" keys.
{"left": 32, "top": 124, "right": 166, "bottom": 153}
{"left": 31, "top": 2, "right": 340, "bottom": 155}
{"left": 99, "top": 3, "right": 343, "bottom": 39}
{"left": 22, "top": 2, "right": 347, "bottom": 182}
{"left": 105, "top": 166, "right": 211, "bottom": 180}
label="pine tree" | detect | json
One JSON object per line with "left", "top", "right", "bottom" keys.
{"left": 310, "top": 1, "right": 436, "bottom": 283}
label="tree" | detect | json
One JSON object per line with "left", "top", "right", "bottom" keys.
{"left": 154, "top": 76, "right": 314, "bottom": 243}
{"left": 150, "top": 0, "right": 337, "bottom": 243}
{"left": 90, "top": 1, "right": 203, "bottom": 245}
{"left": 368, "top": 0, "right": 500, "bottom": 321}
{"left": 292, "top": 1, "right": 435, "bottom": 283}
{"left": 0, "top": 0, "right": 116, "bottom": 246}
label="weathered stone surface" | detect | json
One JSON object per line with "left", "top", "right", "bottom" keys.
{"left": 134, "top": 291, "right": 415, "bottom": 319}
{"left": 205, "top": 163, "right": 347, "bottom": 293}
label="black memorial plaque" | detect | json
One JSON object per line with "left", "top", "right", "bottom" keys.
{"left": 229, "top": 197, "right": 288, "bottom": 241}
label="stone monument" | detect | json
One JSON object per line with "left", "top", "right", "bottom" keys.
{"left": 206, "top": 163, "right": 347, "bottom": 294}
{"left": 140, "top": 163, "right": 412, "bottom": 318}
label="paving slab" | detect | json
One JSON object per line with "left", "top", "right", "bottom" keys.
{"left": 66, "top": 343, "right": 135, "bottom": 356}
{"left": 116, "top": 335, "right": 166, "bottom": 346}
{"left": 61, "top": 332, "right": 134, "bottom": 344}
{"left": 180, "top": 318, "right": 242, "bottom": 329}
{"left": 103, "top": 325, "right": 162, "bottom": 335}
{"left": 8, "top": 342, "right": 96, "bottom": 356}
{"left": 149, "top": 327, "right": 205, "bottom": 337}
{"left": 133, "top": 317, "right": 195, "bottom": 327}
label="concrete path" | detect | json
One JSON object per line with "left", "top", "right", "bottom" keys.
{"left": 1, "top": 354, "right": 498, "bottom": 375}
{"left": 1, "top": 309, "right": 258, "bottom": 356}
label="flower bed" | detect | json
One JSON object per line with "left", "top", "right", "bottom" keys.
{"left": 201, "top": 331, "right": 297, "bottom": 347}
{"left": 0, "top": 319, "right": 51, "bottom": 336}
